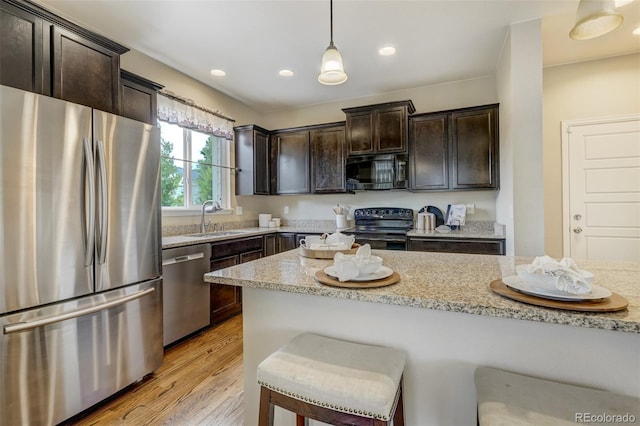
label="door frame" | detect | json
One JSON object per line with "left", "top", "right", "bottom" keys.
{"left": 561, "top": 113, "right": 640, "bottom": 257}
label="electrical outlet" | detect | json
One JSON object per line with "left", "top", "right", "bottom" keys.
{"left": 466, "top": 203, "right": 475, "bottom": 215}
{"left": 284, "top": 206, "right": 289, "bottom": 215}
{"left": 236, "top": 206, "right": 243, "bottom": 215}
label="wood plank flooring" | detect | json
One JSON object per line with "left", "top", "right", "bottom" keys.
{"left": 66, "top": 314, "right": 244, "bottom": 426}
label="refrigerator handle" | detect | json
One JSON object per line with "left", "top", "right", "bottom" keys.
{"left": 83, "top": 137, "right": 96, "bottom": 267}
{"left": 96, "top": 139, "right": 108, "bottom": 264}
{"left": 3, "top": 287, "right": 156, "bottom": 334}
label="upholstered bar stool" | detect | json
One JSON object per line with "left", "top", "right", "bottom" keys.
{"left": 475, "top": 366, "right": 640, "bottom": 425}
{"left": 257, "top": 332, "right": 406, "bottom": 426}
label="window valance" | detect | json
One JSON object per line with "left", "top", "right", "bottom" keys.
{"left": 157, "top": 90, "right": 235, "bottom": 140}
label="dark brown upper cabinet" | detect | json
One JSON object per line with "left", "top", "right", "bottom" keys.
{"left": 342, "top": 100, "right": 416, "bottom": 155}
{"left": 0, "top": 0, "right": 129, "bottom": 113}
{"left": 310, "top": 124, "right": 346, "bottom": 193}
{"left": 235, "top": 125, "right": 271, "bottom": 195}
{"left": 0, "top": 0, "right": 47, "bottom": 94}
{"left": 120, "top": 70, "right": 163, "bottom": 125}
{"left": 450, "top": 105, "right": 499, "bottom": 190}
{"left": 271, "top": 129, "right": 310, "bottom": 194}
{"left": 409, "top": 113, "right": 449, "bottom": 191}
{"left": 52, "top": 26, "right": 122, "bottom": 113}
{"left": 409, "top": 104, "right": 499, "bottom": 192}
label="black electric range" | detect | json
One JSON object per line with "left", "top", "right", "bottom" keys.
{"left": 348, "top": 207, "right": 414, "bottom": 250}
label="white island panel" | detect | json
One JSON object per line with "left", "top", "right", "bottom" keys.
{"left": 243, "top": 288, "right": 639, "bottom": 426}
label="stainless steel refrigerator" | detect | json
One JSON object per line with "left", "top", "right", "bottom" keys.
{"left": 0, "top": 85, "right": 163, "bottom": 425}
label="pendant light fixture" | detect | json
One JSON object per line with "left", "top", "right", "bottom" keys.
{"left": 569, "top": 0, "right": 623, "bottom": 40}
{"left": 318, "top": 0, "right": 347, "bottom": 85}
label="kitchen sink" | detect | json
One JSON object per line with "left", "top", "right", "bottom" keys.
{"left": 187, "top": 230, "right": 250, "bottom": 238}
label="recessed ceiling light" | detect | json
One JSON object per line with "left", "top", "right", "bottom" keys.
{"left": 210, "top": 69, "right": 226, "bottom": 77}
{"left": 379, "top": 46, "right": 396, "bottom": 56}
{"left": 279, "top": 69, "right": 295, "bottom": 77}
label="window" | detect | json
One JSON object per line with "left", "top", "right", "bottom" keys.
{"left": 160, "top": 122, "right": 230, "bottom": 210}
{"left": 157, "top": 92, "right": 234, "bottom": 213}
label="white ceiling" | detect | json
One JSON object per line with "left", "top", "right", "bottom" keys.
{"left": 38, "top": 0, "right": 640, "bottom": 113}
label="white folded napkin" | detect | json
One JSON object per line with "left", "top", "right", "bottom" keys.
{"left": 526, "top": 255, "right": 590, "bottom": 294}
{"left": 332, "top": 244, "right": 373, "bottom": 282}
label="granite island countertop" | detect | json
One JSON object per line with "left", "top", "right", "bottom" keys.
{"left": 204, "top": 249, "right": 640, "bottom": 333}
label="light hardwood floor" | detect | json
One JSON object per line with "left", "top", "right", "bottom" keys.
{"left": 67, "top": 314, "right": 244, "bottom": 426}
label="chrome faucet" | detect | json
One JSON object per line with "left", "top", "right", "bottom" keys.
{"left": 200, "top": 200, "right": 222, "bottom": 233}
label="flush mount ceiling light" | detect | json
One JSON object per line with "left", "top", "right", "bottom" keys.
{"left": 210, "top": 69, "right": 226, "bottom": 77}
{"left": 379, "top": 46, "right": 396, "bottom": 56}
{"left": 569, "top": 0, "right": 623, "bottom": 40}
{"left": 318, "top": 0, "right": 347, "bottom": 85}
{"left": 279, "top": 69, "right": 295, "bottom": 77}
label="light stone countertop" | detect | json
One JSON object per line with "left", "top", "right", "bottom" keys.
{"left": 204, "top": 249, "right": 640, "bottom": 334}
{"left": 161, "top": 226, "right": 339, "bottom": 249}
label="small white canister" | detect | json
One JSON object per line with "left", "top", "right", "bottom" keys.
{"left": 258, "top": 213, "right": 272, "bottom": 227}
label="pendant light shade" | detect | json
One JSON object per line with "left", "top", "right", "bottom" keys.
{"left": 318, "top": 0, "right": 347, "bottom": 85}
{"left": 569, "top": 0, "right": 623, "bottom": 40}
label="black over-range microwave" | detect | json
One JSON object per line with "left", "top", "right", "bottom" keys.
{"left": 346, "top": 154, "right": 407, "bottom": 191}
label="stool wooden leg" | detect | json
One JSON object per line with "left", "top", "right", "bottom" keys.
{"left": 393, "top": 385, "right": 405, "bottom": 426}
{"left": 258, "top": 386, "right": 274, "bottom": 426}
{"left": 393, "top": 380, "right": 404, "bottom": 426}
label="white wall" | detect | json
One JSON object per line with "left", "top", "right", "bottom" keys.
{"left": 496, "top": 19, "right": 544, "bottom": 256}
{"left": 543, "top": 53, "right": 640, "bottom": 258}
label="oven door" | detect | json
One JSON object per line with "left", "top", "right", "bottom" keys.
{"left": 354, "top": 234, "right": 407, "bottom": 251}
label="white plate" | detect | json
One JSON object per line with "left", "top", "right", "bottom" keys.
{"left": 502, "top": 275, "right": 611, "bottom": 301}
{"left": 324, "top": 265, "right": 393, "bottom": 282}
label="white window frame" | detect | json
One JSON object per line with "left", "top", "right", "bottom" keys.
{"left": 160, "top": 122, "right": 232, "bottom": 216}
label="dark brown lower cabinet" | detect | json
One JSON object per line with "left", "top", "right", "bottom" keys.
{"left": 407, "top": 237, "right": 505, "bottom": 255}
{"left": 277, "top": 233, "right": 297, "bottom": 252}
{"left": 263, "top": 233, "right": 278, "bottom": 256}
{"left": 209, "top": 236, "right": 263, "bottom": 324}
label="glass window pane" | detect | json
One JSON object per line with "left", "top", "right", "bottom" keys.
{"left": 159, "top": 122, "right": 185, "bottom": 207}
{"left": 191, "top": 131, "right": 217, "bottom": 205}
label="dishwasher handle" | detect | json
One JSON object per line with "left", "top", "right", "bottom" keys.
{"left": 162, "top": 252, "right": 206, "bottom": 266}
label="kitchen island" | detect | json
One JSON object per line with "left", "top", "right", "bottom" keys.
{"left": 204, "top": 250, "right": 640, "bottom": 426}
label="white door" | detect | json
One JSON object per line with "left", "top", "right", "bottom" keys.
{"left": 563, "top": 116, "right": 640, "bottom": 262}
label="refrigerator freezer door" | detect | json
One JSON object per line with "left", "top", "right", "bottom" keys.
{"left": 93, "top": 111, "right": 161, "bottom": 292}
{"left": 0, "top": 279, "right": 163, "bottom": 425}
{"left": 0, "top": 85, "right": 93, "bottom": 314}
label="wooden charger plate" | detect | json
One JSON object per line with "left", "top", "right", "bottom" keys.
{"left": 315, "top": 270, "right": 401, "bottom": 289}
{"left": 490, "top": 280, "right": 628, "bottom": 312}
{"left": 300, "top": 243, "right": 360, "bottom": 259}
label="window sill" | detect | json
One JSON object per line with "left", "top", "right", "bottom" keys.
{"left": 162, "top": 208, "right": 234, "bottom": 217}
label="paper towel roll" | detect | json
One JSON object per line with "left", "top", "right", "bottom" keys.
{"left": 426, "top": 213, "right": 436, "bottom": 230}
{"left": 417, "top": 213, "right": 427, "bottom": 230}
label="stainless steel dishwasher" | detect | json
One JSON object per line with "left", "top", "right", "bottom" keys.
{"left": 162, "top": 244, "right": 211, "bottom": 346}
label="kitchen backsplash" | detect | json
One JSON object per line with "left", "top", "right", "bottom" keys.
{"left": 162, "top": 219, "right": 496, "bottom": 237}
